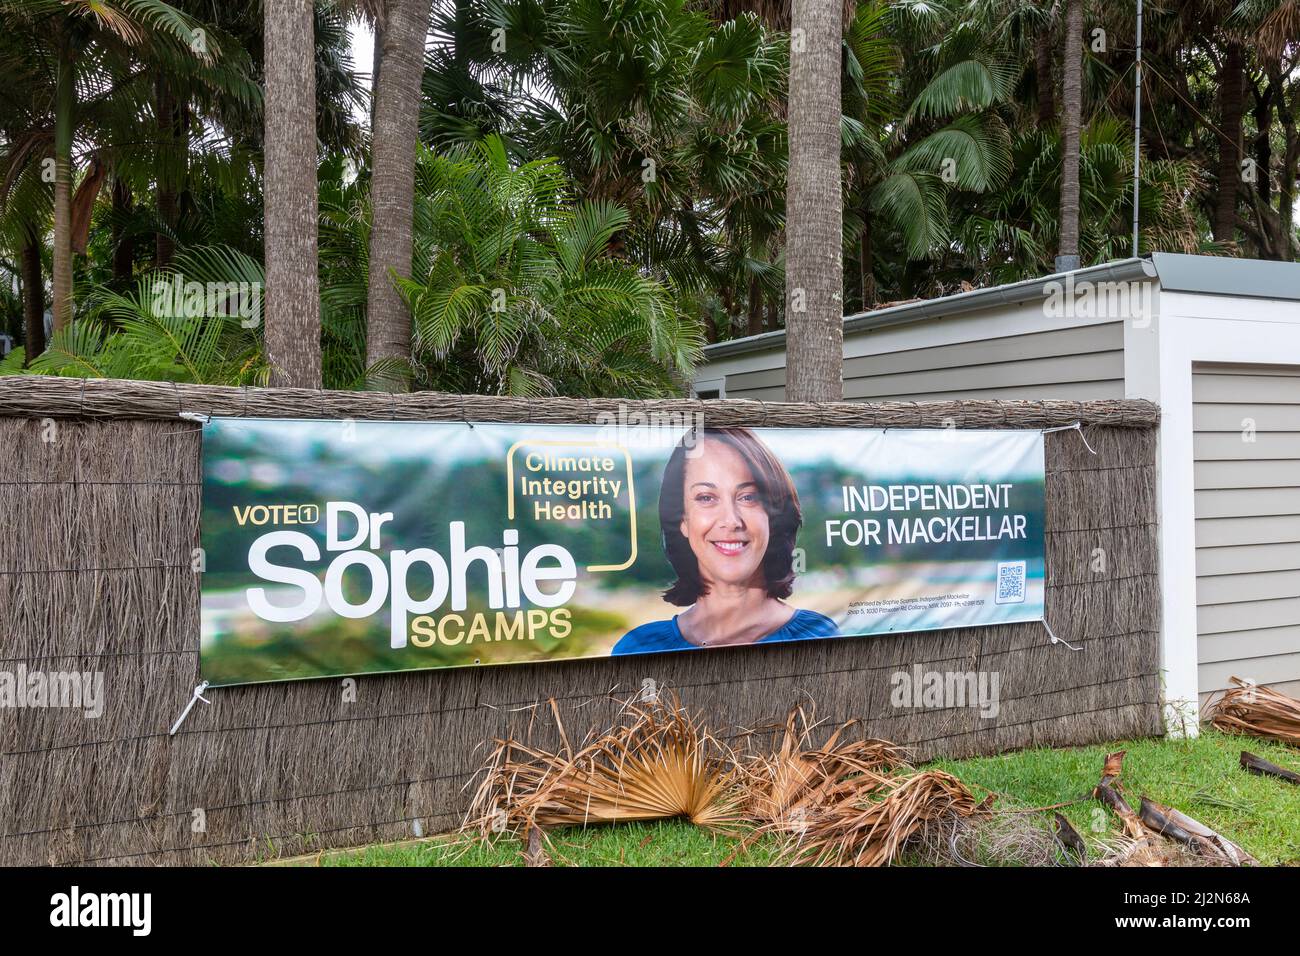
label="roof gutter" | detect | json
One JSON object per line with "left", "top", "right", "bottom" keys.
{"left": 702, "top": 257, "right": 1158, "bottom": 360}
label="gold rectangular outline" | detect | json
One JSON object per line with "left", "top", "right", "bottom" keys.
{"left": 505, "top": 439, "right": 637, "bottom": 572}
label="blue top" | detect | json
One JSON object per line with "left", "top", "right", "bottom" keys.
{"left": 611, "top": 608, "right": 838, "bottom": 656}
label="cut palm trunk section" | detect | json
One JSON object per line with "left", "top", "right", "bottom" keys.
{"left": 1207, "top": 677, "right": 1300, "bottom": 746}
{"left": 1137, "top": 798, "right": 1257, "bottom": 866}
{"left": 1092, "top": 750, "right": 1145, "bottom": 838}
{"left": 1051, "top": 812, "right": 1087, "bottom": 864}
{"left": 1092, "top": 750, "right": 1256, "bottom": 866}
{"left": 1240, "top": 750, "right": 1300, "bottom": 784}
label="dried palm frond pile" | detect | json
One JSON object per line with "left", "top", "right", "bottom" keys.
{"left": 464, "top": 696, "right": 1279, "bottom": 868}
{"left": 467, "top": 698, "right": 983, "bottom": 867}
{"left": 466, "top": 695, "right": 747, "bottom": 835}
{"left": 735, "top": 706, "right": 910, "bottom": 826}
{"left": 731, "top": 707, "right": 983, "bottom": 866}
{"left": 1206, "top": 677, "right": 1300, "bottom": 746}
{"left": 770, "top": 768, "right": 983, "bottom": 867}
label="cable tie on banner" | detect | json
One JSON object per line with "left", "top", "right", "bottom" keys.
{"left": 179, "top": 411, "right": 210, "bottom": 425}
{"left": 1042, "top": 420, "right": 1096, "bottom": 455}
{"left": 1044, "top": 619, "right": 1083, "bottom": 652}
{"left": 169, "top": 680, "right": 211, "bottom": 735}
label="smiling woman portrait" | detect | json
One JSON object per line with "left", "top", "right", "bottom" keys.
{"left": 612, "top": 427, "right": 838, "bottom": 655}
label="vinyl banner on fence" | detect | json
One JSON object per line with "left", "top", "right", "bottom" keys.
{"left": 198, "top": 418, "right": 1046, "bottom": 686}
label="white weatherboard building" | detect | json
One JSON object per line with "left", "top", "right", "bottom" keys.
{"left": 693, "top": 253, "right": 1300, "bottom": 724}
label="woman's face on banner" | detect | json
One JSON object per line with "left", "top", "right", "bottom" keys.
{"left": 680, "top": 438, "right": 770, "bottom": 589}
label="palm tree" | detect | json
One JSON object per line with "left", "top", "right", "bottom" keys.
{"left": 785, "top": 0, "right": 843, "bottom": 402}
{"left": 958, "top": 117, "right": 1202, "bottom": 282}
{"left": 146, "top": 1, "right": 262, "bottom": 269}
{"left": 365, "top": 0, "right": 431, "bottom": 385}
{"left": 5, "top": 245, "right": 264, "bottom": 382}
{"left": 849, "top": 2, "right": 1016, "bottom": 304}
{"left": 423, "top": 0, "right": 791, "bottom": 341}
{"left": 21, "top": 235, "right": 46, "bottom": 362}
{"left": 0, "top": 46, "right": 53, "bottom": 362}
{"left": 0, "top": 0, "right": 215, "bottom": 334}
{"left": 1223, "top": 0, "right": 1300, "bottom": 257}
{"left": 263, "top": 0, "right": 321, "bottom": 387}
{"left": 1036, "top": 1, "right": 1059, "bottom": 128}
{"left": 1056, "top": 0, "right": 1083, "bottom": 270}
{"left": 1213, "top": 40, "right": 1247, "bottom": 244}
{"left": 391, "top": 137, "right": 702, "bottom": 396}
{"left": 1209, "top": 1, "right": 1294, "bottom": 249}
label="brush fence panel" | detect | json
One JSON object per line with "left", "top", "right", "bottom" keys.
{"left": 0, "top": 378, "right": 1162, "bottom": 865}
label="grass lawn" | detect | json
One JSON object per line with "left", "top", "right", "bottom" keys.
{"left": 928, "top": 729, "right": 1300, "bottom": 866}
{"left": 304, "top": 729, "right": 1300, "bottom": 867}
{"left": 321, "top": 819, "right": 774, "bottom": 867}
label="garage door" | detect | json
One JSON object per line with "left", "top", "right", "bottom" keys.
{"left": 1194, "top": 363, "right": 1300, "bottom": 705}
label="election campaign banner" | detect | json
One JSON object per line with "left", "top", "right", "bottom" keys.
{"left": 198, "top": 417, "right": 1045, "bottom": 685}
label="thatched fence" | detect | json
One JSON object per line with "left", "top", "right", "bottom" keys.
{"left": 0, "top": 377, "right": 1162, "bottom": 866}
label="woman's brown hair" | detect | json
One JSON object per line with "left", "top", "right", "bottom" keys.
{"left": 659, "top": 427, "right": 802, "bottom": 605}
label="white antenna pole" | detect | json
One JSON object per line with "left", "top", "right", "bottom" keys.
{"left": 1132, "top": 0, "right": 1144, "bottom": 257}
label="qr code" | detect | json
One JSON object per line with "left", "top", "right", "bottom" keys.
{"left": 996, "top": 561, "right": 1026, "bottom": 604}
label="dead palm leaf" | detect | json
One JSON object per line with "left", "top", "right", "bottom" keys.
{"left": 1255, "top": 1, "right": 1300, "bottom": 61}
{"left": 466, "top": 693, "right": 748, "bottom": 834}
{"left": 735, "top": 705, "right": 910, "bottom": 825}
{"left": 775, "top": 769, "right": 982, "bottom": 867}
{"left": 733, "top": 705, "right": 977, "bottom": 866}
{"left": 1206, "top": 676, "right": 1300, "bottom": 746}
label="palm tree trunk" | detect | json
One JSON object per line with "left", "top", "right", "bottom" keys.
{"left": 263, "top": 0, "right": 322, "bottom": 388}
{"left": 746, "top": 274, "right": 763, "bottom": 336}
{"left": 52, "top": 45, "right": 75, "bottom": 333}
{"left": 155, "top": 76, "right": 178, "bottom": 268}
{"left": 21, "top": 231, "right": 45, "bottom": 364}
{"left": 111, "top": 177, "right": 134, "bottom": 284}
{"left": 1277, "top": 70, "right": 1298, "bottom": 257}
{"left": 1253, "top": 82, "right": 1272, "bottom": 207}
{"left": 1214, "top": 43, "right": 1245, "bottom": 245}
{"left": 1035, "top": 5, "right": 1056, "bottom": 128}
{"left": 365, "top": 0, "right": 430, "bottom": 386}
{"left": 784, "top": 0, "right": 843, "bottom": 403}
{"left": 1056, "top": 0, "right": 1083, "bottom": 271}
{"left": 859, "top": 213, "right": 875, "bottom": 309}
{"left": 721, "top": 279, "right": 735, "bottom": 338}
{"left": 369, "top": 8, "right": 386, "bottom": 131}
